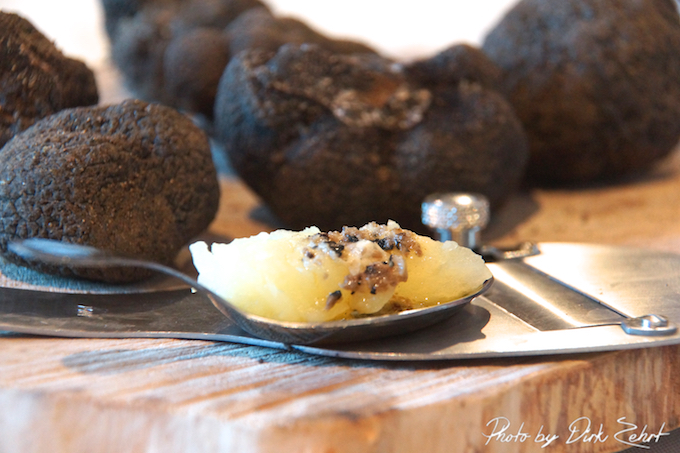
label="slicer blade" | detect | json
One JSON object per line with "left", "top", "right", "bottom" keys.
{"left": 2, "top": 243, "right": 680, "bottom": 361}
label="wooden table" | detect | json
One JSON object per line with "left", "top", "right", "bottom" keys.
{"left": 3, "top": 131, "right": 680, "bottom": 453}
{"left": 3, "top": 2, "right": 680, "bottom": 452}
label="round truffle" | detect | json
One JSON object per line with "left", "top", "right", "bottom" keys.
{"left": 214, "top": 44, "right": 528, "bottom": 232}
{"left": 0, "top": 99, "right": 220, "bottom": 283}
{"left": 163, "top": 28, "right": 231, "bottom": 118}
{"left": 482, "top": 0, "right": 680, "bottom": 184}
{"left": 404, "top": 43, "right": 503, "bottom": 90}
{"left": 223, "top": 7, "right": 375, "bottom": 58}
{"left": 109, "top": 0, "right": 266, "bottom": 105}
{"left": 105, "top": 0, "right": 374, "bottom": 120}
{"left": 100, "top": 0, "right": 146, "bottom": 40}
{"left": 0, "top": 12, "right": 99, "bottom": 148}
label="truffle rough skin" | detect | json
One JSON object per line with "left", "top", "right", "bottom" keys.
{"left": 104, "top": 0, "right": 374, "bottom": 119}
{"left": 0, "top": 99, "right": 220, "bottom": 283}
{"left": 404, "top": 43, "right": 503, "bottom": 90}
{"left": 214, "top": 44, "right": 528, "bottom": 232}
{"left": 107, "top": 0, "right": 265, "bottom": 110}
{"left": 223, "top": 7, "right": 374, "bottom": 59}
{"left": 483, "top": 0, "right": 680, "bottom": 184}
{"left": 163, "top": 27, "right": 232, "bottom": 117}
{"left": 0, "top": 12, "right": 99, "bottom": 148}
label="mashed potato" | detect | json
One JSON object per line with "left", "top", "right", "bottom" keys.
{"left": 190, "top": 221, "right": 491, "bottom": 323}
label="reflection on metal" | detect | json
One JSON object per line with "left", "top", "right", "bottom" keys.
{"left": 2, "top": 243, "right": 680, "bottom": 360}
{"left": 621, "top": 314, "right": 677, "bottom": 336}
{"left": 422, "top": 193, "right": 490, "bottom": 249}
{"left": 485, "top": 261, "right": 625, "bottom": 330}
{"left": 480, "top": 242, "right": 541, "bottom": 261}
{"left": 76, "top": 304, "right": 95, "bottom": 317}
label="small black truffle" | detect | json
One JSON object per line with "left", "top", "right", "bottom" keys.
{"left": 483, "top": 0, "right": 680, "bottom": 184}
{"left": 0, "top": 99, "right": 220, "bottom": 283}
{"left": 104, "top": 0, "right": 374, "bottom": 119}
{"left": 100, "top": 0, "right": 146, "bottom": 40}
{"left": 163, "top": 28, "right": 231, "bottom": 117}
{"left": 223, "top": 7, "right": 375, "bottom": 58}
{"left": 0, "top": 12, "right": 99, "bottom": 148}
{"left": 213, "top": 44, "right": 528, "bottom": 231}
{"left": 108, "top": 0, "right": 266, "bottom": 107}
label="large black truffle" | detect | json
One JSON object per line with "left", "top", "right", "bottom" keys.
{"left": 0, "top": 12, "right": 99, "bottom": 148}
{"left": 214, "top": 44, "right": 528, "bottom": 232}
{"left": 0, "top": 99, "right": 220, "bottom": 283}
{"left": 483, "top": 0, "right": 680, "bottom": 184}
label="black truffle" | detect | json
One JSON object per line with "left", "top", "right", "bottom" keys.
{"left": 483, "top": 0, "right": 680, "bottom": 184}
{"left": 108, "top": 0, "right": 265, "bottom": 106}
{"left": 0, "top": 99, "right": 220, "bottom": 283}
{"left": 100, "top": 0, "right": 147, "bottom": 39}
{"left": 163, "top": 28, "right": 231, "bottom": 117}
{"left": 404, "top": 43, "right": 503, "bottom": 90}
{"left": 0, "top": 12, "right": 99, "bottom": 148}
{"left": 213, "top": 44, "right": 528, "bottom": 232}
{"left": 223, "top": 7, "right": 375, "bottom": 58}
{"left": 104, "top": 0, "right": 374, "bottom": 119}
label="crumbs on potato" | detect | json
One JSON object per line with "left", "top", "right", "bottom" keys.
{"left": 190, "top": 221, "right": 491, "bottom": 323}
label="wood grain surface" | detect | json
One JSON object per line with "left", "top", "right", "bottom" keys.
{"left": 2, "top": 155, "right": 680, "bottom": 453}
{"left": 1, "top": 335, "right": 679, "bottom": 452}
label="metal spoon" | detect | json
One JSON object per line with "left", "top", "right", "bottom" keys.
{"left": 7, "top": 238, "right": 492, "bottom": 345}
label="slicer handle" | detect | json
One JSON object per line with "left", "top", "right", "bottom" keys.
{"left": 421, "top": 193, "right": 490, "bottom": 248}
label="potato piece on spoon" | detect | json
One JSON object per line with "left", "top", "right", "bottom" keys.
{"left": 190, "top": 221, "right": 491, "bottom": 323}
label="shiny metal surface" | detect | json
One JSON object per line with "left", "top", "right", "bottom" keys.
{"left": 621, "top": 314, "right": 678, "bottom": 336}
{"left": 421, "top": 193, "right": 489, "bottom": 248}
{"left": 5, "top": 238, "right": 491, "bottom": 345}
{"left": 206, "top": 279, "right": 492, "bottom": 345}
{"left": 2, "top": 242, "right": 680, "bottom": 360}
{"left": 0, "top": 287, "right": 285, "bottom": 349}
{"left": 485, "top": 260, "right": 626, "bottom": 330}
{"left": 480, "top": 241, "right": 541, "bottom": 261}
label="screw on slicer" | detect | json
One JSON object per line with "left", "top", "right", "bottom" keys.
{"left": 621, "top": 314, "right": 678, "bottom": 336}
{"left": 421, "top": 193, "right": 489, "bottom": 248}
{"left": 421, "top": 194, "right": 678, "bottom": 338}
{"left": 421, "top": 192, "right": 539, "bottom": 261}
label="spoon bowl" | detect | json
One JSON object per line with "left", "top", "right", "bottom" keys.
{"left": 7, "top": 238, "right": 492, "bottom": 345}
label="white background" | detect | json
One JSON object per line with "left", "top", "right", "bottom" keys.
{"left": 0, "top": 0, "right": 517, "bottom": 66}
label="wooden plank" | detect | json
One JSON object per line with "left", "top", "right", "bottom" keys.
{"left": 486, "top": 150, "right": 680, "bottom": 254}
{"left": 0, "top": 335, "right": 678, "bottom": 452}
{"left": 5, "top": 162, "right": 680, "bottom": 452}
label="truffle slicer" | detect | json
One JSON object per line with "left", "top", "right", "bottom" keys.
{"left": 3, "top": 238, "right": 491, "bottom": 346}
{"left": 2, "top": 194, "right": 680, "bottom": 360}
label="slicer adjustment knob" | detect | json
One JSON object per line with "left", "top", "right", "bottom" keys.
{"left": 421, "top": 193, "right": 490, "bottom": 248}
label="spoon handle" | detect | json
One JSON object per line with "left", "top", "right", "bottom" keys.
{"left": 8, "top": 239, "right": 207, "bottom": 300}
